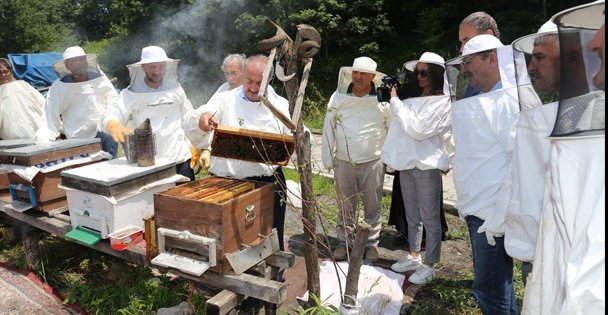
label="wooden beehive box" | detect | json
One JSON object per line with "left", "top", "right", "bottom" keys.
{"left": 0, "top": 139, "right": 35, "bottom": 195}
{"left": 211, "top": 125, "right": 295, "bottom": 166}
{"left": 153, "top": 176, "right": 274, "bottom": 273}
{"left": 0, "top": 139, "right": 102, "bottom": 212}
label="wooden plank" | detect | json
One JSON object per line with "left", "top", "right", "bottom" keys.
{"left": 205, "top": 290, "right": 241, "bottom": 315}
{"left": 214, "top": 125, "right": 295, "bottom": 143}
{"left": 165, "top": 268, "right": 286, "bottom": 305}
{"left": 0, "top": 201, "right": 148, "bottom": 266}
{"left": 265, "top": 251, "right": 296, "bottom": 270}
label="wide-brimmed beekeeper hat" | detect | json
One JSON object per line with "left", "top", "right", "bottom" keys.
{"left": 339, "top": 57, "right": 384, "bottom": 78}
{"left": 403, "top": 52, "right": 445, "bottom": 71}
{"left": 52, "top": 46, "right": 99, "bottom": 77}
{"left": 133, "top": 46, "right": 178, "bottom": 65}
{"left": 127, "top": 46, "right": 180, "bottom": 92}
{"left": 336, "top": 56, "right": 386, "bottom": 94}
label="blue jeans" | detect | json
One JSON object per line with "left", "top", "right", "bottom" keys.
{"left": 466, "top": 215, "right": 518, "bottom": 315}
{"left": 95, "top": 132, "right": 118, "bottom": 159}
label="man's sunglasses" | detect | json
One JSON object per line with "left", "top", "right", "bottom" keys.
{"left": 414, "top": 70, "right": 429, "bottom": 78}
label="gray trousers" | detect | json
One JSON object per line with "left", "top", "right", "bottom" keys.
{"left": 400, "top": 168, "right": 442, "bottom": 265}
{"left": 335, "top": 158, "right": 384, "bottom": 246}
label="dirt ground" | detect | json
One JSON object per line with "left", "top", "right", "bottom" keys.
{"left": 278, "top": 201, "right": 474, "bottom": 314}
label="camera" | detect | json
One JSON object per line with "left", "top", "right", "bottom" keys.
{"left": 377, "top": 71, "right": 421, "bottom": 102}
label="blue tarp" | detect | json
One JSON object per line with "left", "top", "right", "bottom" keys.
{"left": 7, "top": 53, "right": 62, "bottom": 89}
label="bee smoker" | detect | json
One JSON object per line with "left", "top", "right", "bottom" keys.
{"left": 134, "top": 118, "right": 155, "bottom": 167}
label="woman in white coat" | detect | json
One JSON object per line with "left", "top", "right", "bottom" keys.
{"left": 383, "top": 52, "right": 452, "bottom": 285}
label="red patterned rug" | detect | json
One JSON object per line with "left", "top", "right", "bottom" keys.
{"left": 0, "top": 263, "right": 85, "bottom": 314}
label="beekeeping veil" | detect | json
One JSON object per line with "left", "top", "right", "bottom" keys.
{"left": 52, "top": 46, "right": 101, "bottom": 79}
{"left": 512, "top": 21, "right": 560, "bottom": 110}
{"left": 550, "top": 0, "right": 605, "bottom": 137}
{"left": 127, "top": 46, "right": 179, "bottom": 92}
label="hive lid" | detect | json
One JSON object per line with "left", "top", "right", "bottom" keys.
{"left": 0, "top": 139, "right": 35, "bottom": 150}
{"left": 211, "top": 125, "right": 295, "bottom": 166}
{"left": 0, "top": 138, "right": 100, "bottom": 157}
{"left": 61, "top": 157, "right": 176, "bottom": 195}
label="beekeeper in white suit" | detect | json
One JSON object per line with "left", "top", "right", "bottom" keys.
{"left": 101, "top": 45, "right": 196, "bottom": 181}
{"left": 35, "top": 46, "right": 118, "bottom": 157}
{"left": 505, "top": 20, "right": 560, "bottom": 284}
{"left": 321, "top": 56, "right": 390, "bottom": 263}
{"left": 445, "top": 35, "right": 520, "bottom": 314}
{"left": 522, "top": 1, "right": 605, "bottom": 314}
{"left": 0, "top": 58, "right": 45, "bottom": 140}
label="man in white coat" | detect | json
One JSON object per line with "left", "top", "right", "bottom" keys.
{"left": 506, "top": 20, "right": 560, "bottom": 285}
{"left": 522, "top": 1, "right": 605, "bottom": 314}
{"left": 445, "top": 35, "right": 520, "bottom": 314}
{"left": 213, "top": 53, "right": 246, "bottom": 95}
{"left": 101, "top": 46, "right": 195, "bottom": 181}
{"left": 35, "top": 46, "right": 118, "bottom": 157}
{"left": 187, "top": 54, "right": 292, "bottom": 255}
{"left": 0, "top": 58, "right": 45, "bottom": 140}
{"left": 321, "top": 56, "right": 390, "bottom": 262}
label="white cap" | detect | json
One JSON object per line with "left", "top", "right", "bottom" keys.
{"left": 62, "top": 46, "right": 87, "bottom": 60}
{"left": 463, "top": 34, "right": 504, "bottom": 57}
{"left": 404, "top": 52, "right": 445, "bottom": 71}
{"left": 135, "top": 46, "right": 175, "bottom": 65}
{"left": 512, "top": 20, "right": 558, "bottom": 54}
{"left": 52, "top": 46, "right": 98, "bottom": 76}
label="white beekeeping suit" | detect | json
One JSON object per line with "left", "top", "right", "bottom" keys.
{"left": 445, "top": 36, "right": 520, "bottom": 241}
{"left": 35, "top": 46, "right": 118, "bottom": 142}
{"left": 321, "top": 59, "right": 390, "bottom": 169}
{"left": 100, "top": 46, "right": 193, "bottom": 164}
{"left": 0, "top": 79, "right": 45, "bottom": 139}
{"left": 523, "top": 1, "right": 605, "bottom": 314}
{"left": 185, "top": 86, "right": 292, "bottom": 178}
{"left": 505, "top": 21, "right": 559, "bottom": 263}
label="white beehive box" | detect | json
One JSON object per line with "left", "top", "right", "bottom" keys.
{"left": 60, "top": 158, "right": 181, "bottom": 239}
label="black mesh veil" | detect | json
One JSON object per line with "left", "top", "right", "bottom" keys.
{"left": 550, "top": 0, "right": 605, "bottom": 137}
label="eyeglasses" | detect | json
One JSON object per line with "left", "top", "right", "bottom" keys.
{"left": 0, "top": 70, "right": 11, "bottom": 76}
{"left": 414, "top": 70, "right": 429, "bottom": 78}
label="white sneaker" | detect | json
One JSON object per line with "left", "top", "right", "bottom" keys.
{"left": 408, "top": 264, "right": 435, "bottom": 285}
{"left": 391, "top": 254, "right": 421, "bottom": 273}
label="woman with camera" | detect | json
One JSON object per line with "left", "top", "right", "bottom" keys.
{"left": 381, "top": 52, "right": 452, "bottom": 284}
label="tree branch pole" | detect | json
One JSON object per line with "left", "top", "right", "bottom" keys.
{"left": 342, "top": 223, "right": 370, "bottom": 309}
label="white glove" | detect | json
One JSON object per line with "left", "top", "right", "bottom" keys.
{"left": 477, "top": 221, "right": 497, "bottom": 246}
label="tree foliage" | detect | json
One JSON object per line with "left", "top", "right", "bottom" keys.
{"left": 0, "top": 0, "right": 587, "bottom": 113}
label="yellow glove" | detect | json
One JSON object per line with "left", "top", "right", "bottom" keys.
{"left": 201, "top": 149, "right": 211, "bottom": 170}
{"left": 107, "top": 119, "right": 133, "bottom": 143}
{"left": 190, "top": 147, "right": 201, "bottom": 170}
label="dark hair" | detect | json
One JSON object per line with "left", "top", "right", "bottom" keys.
{"left": 427, "top": 63, "right": 445, "bottom": 94}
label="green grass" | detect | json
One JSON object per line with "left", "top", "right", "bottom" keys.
{"left": 0, "top": 226, "right": 206, "bottom": 314}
